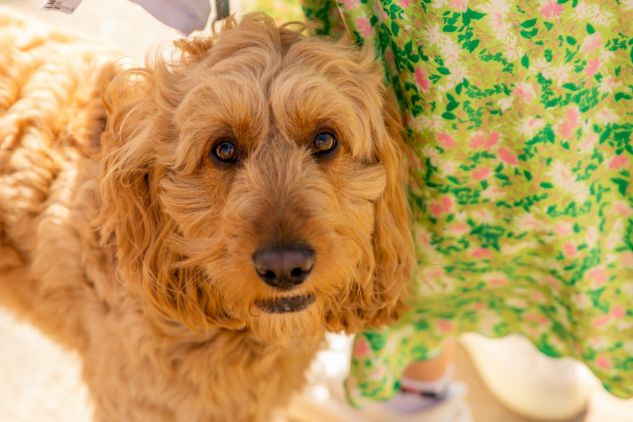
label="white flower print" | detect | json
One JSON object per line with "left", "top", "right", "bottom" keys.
{"left": 497, "top": 97, "right": 514, "bottom": 111}
{"left": 595, "top": 108, "right": 619, "bottom": 125}
{"left": 517, "top": 117, "right": 545, "bottom": 138}
{"left": 546, "top": 161, "right": 589, "bottom": 202}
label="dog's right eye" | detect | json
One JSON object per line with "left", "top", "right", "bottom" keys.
{"left": 312, "top": 132, "right": 338, "bottom": 157}
{"left": 211, "top": 139, "right": 239, "bottom": 164}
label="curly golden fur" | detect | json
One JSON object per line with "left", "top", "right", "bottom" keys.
{"left": 0, "top": 9, "right": 413, "bottom": 421}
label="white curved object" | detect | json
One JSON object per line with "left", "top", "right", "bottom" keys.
{"left": 461, "top": 334, "right": 593, "bottom": 421}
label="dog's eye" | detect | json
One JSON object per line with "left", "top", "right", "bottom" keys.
{"left": 211, "top": 139, "right": 239, "bottom": 163}
{"left": 312, "top": 132, "right": 338, "bottom": 156}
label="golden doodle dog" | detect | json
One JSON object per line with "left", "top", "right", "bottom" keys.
{"left": 0, "top": 8, "right": 414, "bottom": 421}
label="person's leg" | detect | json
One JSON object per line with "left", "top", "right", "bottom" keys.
{"left": 402, "top": 340, "right": 455, "bottom": 382}
{"left": 385, "top": 341, "right": 469, "bottom": 414}
{"left": 356, "top": 340, "right": 471, "bottom": 421}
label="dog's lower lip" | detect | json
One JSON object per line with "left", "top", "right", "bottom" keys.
{"left": 256, "top": 293, "right": 315, "bottom": 314}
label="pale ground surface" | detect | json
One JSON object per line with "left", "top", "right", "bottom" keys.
{"left": 1, "top": 2, "right": 632, "bottom": 421}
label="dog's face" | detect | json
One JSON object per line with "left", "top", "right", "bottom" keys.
{"left": 99, "top": 14, "right": 413, "bottom": 346}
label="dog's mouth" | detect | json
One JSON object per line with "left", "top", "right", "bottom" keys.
{"left": 255, "top": 293, "right": 316, "bottom": 314}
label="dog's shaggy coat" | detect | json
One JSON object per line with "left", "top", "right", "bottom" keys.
{"left": 0, "top": 9, "right": 413, "bottom": 421}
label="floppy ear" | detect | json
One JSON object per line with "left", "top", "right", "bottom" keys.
{"left": 96, "top": 30, "right": 218, "bottom": 262}
{"left": 97, "top": 64, "right": 161, "bottom": 277}
{"left": 365, "top": 88, "right": 415, "bottom": 326}
{"left": 352, "top": 44, "right": 415, "bottom": 327}
{"left": 96, "top": 43, "right": 243, "bottom": 331}
{"left": 324, "top": 47, "right": 415, "bottom": 333}
{"left": 324, "top": 89, "right": 414, "bottom": 332}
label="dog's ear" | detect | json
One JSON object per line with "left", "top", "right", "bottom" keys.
{"left": 366, "top": 89, "right": 415, "bottom": 326}
{"left": 97, "top": 66, "right": 163, "bottom": 284}
{"left": 96, "top": 62, "right": 244, "bottom": 331}
{"left": 324, "top": 47, "right": 415, "bottom": 333}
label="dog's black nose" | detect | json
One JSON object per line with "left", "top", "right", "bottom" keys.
{"left": 252, "top": 245, "right": 315, "bottom": 289}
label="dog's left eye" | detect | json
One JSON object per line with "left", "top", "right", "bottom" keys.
{"left": 312, "top": 132, "right": 338, "bottom": 156}
{"left": 211, "top": 139, "right": 239, "bottom": 164}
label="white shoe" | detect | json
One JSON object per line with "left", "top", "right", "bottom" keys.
{"left": 461, "top": 334, "right": 593, "bottom": 421}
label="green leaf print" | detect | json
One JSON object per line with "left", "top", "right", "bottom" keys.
{"left": 520, "top": 28, "right": 538, "bottom": 39}
{"left": 364, "top": 332, "right": 387, "bottom": 352}
{"left": 590, "top": 288, "right": 609, "bottom": 313}
{"left": 537, "top": 336, "right": 562, "bottom": 358}
{"left": 470, "top": 224, "right": 505, "bottom": 251}
{"left": 446, "top": 93, "right": 459, "bottom": 111}
{"left": 521, "top": 54, "right": 529, "bottom": 68}
{"left": 462, "top": 8, "right": 486, "bottom": 26}
{"left": 544, "top": 49, "right": 553, "bottom": 62}
{"left": 390, "top": 21, "right": 399, "bottom": 36}
{"left": 404, "top": 40, "right": 413, "bottom": 54}
{"left": 521, "top": 18, "right": 537, "bottom": 28}
{"left": 611, "top": 178, "right": 629, "bottom": 195}
{"left": 466, "top": 40, "right": 480, "bottom": 52}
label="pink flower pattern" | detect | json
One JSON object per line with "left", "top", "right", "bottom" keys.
{"left": 429, "top": 196, "right": 453, "bottom": 216}
{"left": 469, "top": 131, "right": 499, "bottom": 150}
{"left": 449, "top": 0, "right": 467, "bottom": 12}
{"left": 436, "top": 132, "right": 455, "bottom": 149}
{"left": 414, "top": 67, "right": 430, "bottom": 91}
{"left": 609, "top": 155, "right": 628, "bottom": 170}
{"left": 557, "top": 107, "right": 581, "bottom": 139}
{"left": 471, "top": 165, "right": 490, "bottom": 180}
{"left": 541, "top": 1, "right": 564, "bottom": 19}
{"left": 498, "top": 147, "right": 518, "bottom": 165}
{"left": 585, "top": 57, "right": 600, "bottom": 76}
{"left": 355, "top": 17, "right": 372, "bottom": 37}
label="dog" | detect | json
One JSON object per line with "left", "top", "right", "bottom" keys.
{"left": 0, "top": 9, "right": 414, "bottom": 421}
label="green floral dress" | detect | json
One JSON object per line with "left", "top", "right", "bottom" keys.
{"left": 296, "top": 0, "right": 633, "bottom": 406}
{"left": 250, "top": 0, "right": 633, "bottom": 405}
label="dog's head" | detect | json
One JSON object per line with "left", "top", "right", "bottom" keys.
{"left": 99, "top": 14, "right": 414, "bottom": 346}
